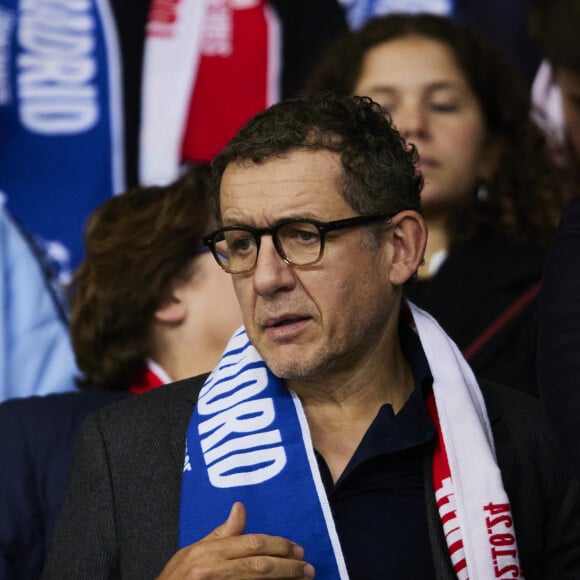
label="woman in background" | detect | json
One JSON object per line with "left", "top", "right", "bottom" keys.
{"left": 306, "top": 13, "right": 568, "bottom": 395}
{"left": 71, "top": 165, "right": 241, "bottom": 393}
{"left": 0, "top": 165, "right": 242, "bottom": 579}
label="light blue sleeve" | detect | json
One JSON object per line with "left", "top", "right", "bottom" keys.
{"left": 0, "top": 205, "right": 78, "bottom": 402}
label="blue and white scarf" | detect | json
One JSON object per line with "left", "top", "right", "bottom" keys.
{"left": 0, "top": 0, "right": 124, "bottom": 277}
{"left": 180, "top": 302, "right": 522, "bottom": 579}
{"left": 180, "top": 327, "right": 348, "bottom": 577}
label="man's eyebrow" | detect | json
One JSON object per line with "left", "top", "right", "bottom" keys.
{"left": 220, "top": 216, "right": 252, "bottom": 227}
{"left": 221, "top": 213, "right": 323, "bottom": 228}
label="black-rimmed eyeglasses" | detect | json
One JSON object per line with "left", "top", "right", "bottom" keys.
{"left": 203, "top": 214, "right": 391, "bottom": 275}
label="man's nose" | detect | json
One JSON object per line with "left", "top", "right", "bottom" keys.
{"left": 252, "top": 236, "right": 296, "bottom": 296}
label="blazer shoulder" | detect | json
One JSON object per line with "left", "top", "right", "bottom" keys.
{"left": 478, "top": 379, "right": 569, "bottom": 472}
{"left": 478, "top": 379, "right": 554, "bottom": 454}
{"left": 87, "top": 373, "right": 208, "bottom": 437}
{"left": 479, "top": 379, "right": 543, "bottom": 419}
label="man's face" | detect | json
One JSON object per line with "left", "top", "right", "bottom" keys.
{"left": 219, "top": 149, "right": 398, "bottom": 383}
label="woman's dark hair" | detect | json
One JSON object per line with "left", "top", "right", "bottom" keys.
{"left": 306, "top": 13, "right": 567, "bottom": 245}
{"left": 70, "top": 164, "right": 212, "bottom": 391}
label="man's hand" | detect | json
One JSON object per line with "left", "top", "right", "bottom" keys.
{"left": 157, "top": 502, "right": 316, "bottom": 579}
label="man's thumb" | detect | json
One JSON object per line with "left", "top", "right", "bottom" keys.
{"left": 203, "top": 502, "right": 246, "bottom": 541}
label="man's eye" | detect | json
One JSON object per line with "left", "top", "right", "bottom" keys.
{"left": 228, "top": 234, "right": 255, "bottom": 254}
{"left": 298, "top": 229, "right": 319, "bottom": 242}
{"left": 283, "top": 224, "right": 320, "bottom": 244}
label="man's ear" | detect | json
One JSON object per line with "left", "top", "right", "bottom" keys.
{"left": 154, "top": 295, "right": 187, "bottom": 324}
{"left": 387, "top": 210, "right": 427, "bottom": 286}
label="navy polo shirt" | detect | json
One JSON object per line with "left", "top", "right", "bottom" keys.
{"left": 315, "top": 322, "right": 437, "bottom": 579}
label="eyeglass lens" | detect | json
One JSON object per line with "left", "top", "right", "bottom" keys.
{"left": 214, "top": 221, "right": 322, "bottom": 273}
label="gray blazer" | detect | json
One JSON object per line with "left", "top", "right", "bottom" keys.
{"left": 42, "top": 377, "right": 580, "bottom": 579}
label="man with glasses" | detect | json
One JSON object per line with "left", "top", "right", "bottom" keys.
{"left": 43, "top": 94, "right": 579, "bottom": 579}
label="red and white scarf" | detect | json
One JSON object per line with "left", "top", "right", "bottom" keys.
{"left": 139, "top": 0, "right": 281, "bottom": 185}
{"left": 408, "top": 301, "right": 522, "bottom": 579}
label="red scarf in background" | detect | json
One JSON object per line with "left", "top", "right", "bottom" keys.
{"left": 181, "top": 0, "right": 275, "bottom": 163}
{"left": 129, "top": 360, "right": 171, "bottom": 394}
{"left": 140, "top": 0, "right": 280, "bottom": 185}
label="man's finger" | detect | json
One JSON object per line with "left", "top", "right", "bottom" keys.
{"left": 201, "top": 501, "right": 246, "bottom": 541}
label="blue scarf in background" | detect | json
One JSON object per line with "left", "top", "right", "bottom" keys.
{"left": 0, "top": 0, "right": 124, "bottom": 279}
{"left": 339, "top": 0, "right": 454, "bottom": 30}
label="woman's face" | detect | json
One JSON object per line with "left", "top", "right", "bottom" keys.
{"left": 353, "top": 35, "right": 497, "bottom": 216}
